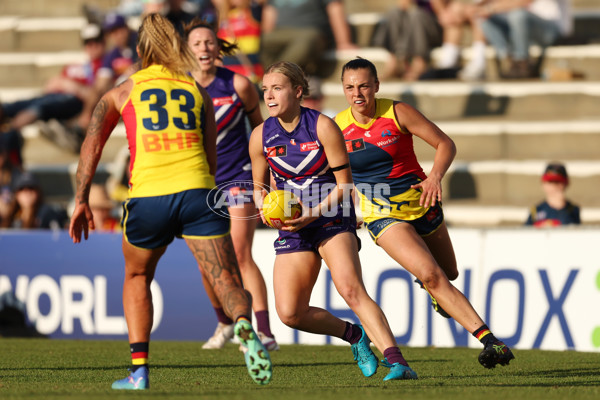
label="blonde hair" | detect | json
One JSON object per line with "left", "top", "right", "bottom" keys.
{"left": 264, "top": 61, "right": 310, "bottom": 98}
{"left": 137, "top": 13, "right": 198, "bottom": 75}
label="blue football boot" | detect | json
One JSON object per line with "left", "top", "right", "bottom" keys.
{"left": 381, "top": 358, "right": 418, "bottom": 381}
{"left": 351, "top": 324, "right": 378, "bottom": 377}
{"left": 111, "top": 366, "right": 149, "bottom": 390}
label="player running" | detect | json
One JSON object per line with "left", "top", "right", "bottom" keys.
{"left": 69, "top": 13, "right": 272, "bottom": 389}
{"left": 184, "top": 19, "right": 278, "bottom": 351}
{"left": 249, "top": 61, "right": 418, "bottom": 381}
{"left": 335, "top": 57, "right": 514, "bottom": 369}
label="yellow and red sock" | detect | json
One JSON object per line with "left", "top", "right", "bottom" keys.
{"left": 473, "top": 325, "right": 497, "bottom": 346}
{"left": 130, "top": 342, "right": 149, "bottom": 371}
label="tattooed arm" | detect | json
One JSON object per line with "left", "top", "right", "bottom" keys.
{"left": 69, "top": 82, "right": 128, "bottom": 243}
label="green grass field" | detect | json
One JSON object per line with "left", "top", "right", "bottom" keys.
{"left": 1, "top": 339, "right": 599, "bottom": 400}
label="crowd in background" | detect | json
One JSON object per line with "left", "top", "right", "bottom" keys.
{"left": 0, "top": 0, "right": 581, "bottom": 230}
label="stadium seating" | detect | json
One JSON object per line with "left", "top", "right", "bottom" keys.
{"left": 0, "top": 0, "right": 599, "bottom": 226}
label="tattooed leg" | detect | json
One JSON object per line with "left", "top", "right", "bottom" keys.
{"left": 186, "top": 235, "right": 252, "bottom": 320}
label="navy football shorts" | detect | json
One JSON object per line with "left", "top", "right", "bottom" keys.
{"left": 122, "top": 188, "right": 230, "bottom": 249}
{"left": 365, "top": 203, "right": 444, "bottom": 242}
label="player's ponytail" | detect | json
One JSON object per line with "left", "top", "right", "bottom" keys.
{"left": 137, "top": 13, "right": 198, "bottom": 76}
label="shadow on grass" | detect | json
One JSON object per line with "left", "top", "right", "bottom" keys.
{"left": 425, "top": 366, "right": 600, "bottom": 388}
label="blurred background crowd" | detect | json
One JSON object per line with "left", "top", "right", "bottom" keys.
{"left": 0, "top": 0, "right": 598, "bottom": 230}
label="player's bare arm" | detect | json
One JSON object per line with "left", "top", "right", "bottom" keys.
{"left": 249, "top": 124, "right": 269, "bottom": 210}
{"left": 314, "top": 115, "right": 353, "bottom": 213}
{"left": 69, "top": 89, "right": 121, "bottom": 243}
{"left": 198, "top": 85, "right": 218, "bottom": 176}
{"left": 394, "top": 101, "right": 456, "bottom": 207}
{"left": 234, "top": 73, "right": 263, "bottom": 129}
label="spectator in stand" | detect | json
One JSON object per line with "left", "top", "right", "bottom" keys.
{"left": 214, "top": 0, "right": 264, "bottom": 84}
{"left": 2, "top": 172, "right": 68, "bottom": 230}
{"left": 525, "top": 162, "right": 580, "bottom": 227}
{"left": 0, "top": 140, "right": 18, "bottom": 226}
{"left": 160, "top": 0, "right": 218, "bottom": 36}
{"left": 371, "top": 0, "right": 443, "bottom": 81}
{"left": 88, "top": 183, "right": 121, "bottom": 232}
{"left": 95, "top": 13, "right": 139, "bottom": 95}
{"left": 0, "top": 119, "right": 23, "bottom": 171}
{"left": 0, "top": 24, "right": 106, "bottom": 156}
{"left": 423, "top": 0, "right": 489, "bottom": 81}
{"left": 471, "top": 0, "right": 572, "bottom": 79}
{"left": 260, "top": 0, "right": 357, "bottom": 84}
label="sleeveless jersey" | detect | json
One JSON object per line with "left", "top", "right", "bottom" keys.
{"left": 205, "top": 67, "right": 252, "bottom": 186}
{"left": 526, "top": 200, "right": 581, "bottom": 227}
{"left": 335, "top": 98, "right": 428, "bottom": 221}
{"left": 263, "top": 107, "right": 350, "bottom": 227}
{"left": 121, "top": 64, "right": 214, "bottom": 198}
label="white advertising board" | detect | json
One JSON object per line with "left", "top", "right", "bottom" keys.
{"left": 252, "top": 227, "right": 600, "bottom": 352}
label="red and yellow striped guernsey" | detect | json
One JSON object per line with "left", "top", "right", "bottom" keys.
{"left": 120, "top": 64, "right": 215, "bottom": 198}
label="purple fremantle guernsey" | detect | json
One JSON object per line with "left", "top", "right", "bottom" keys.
{"left": 206, "top": 67, "right": 252, "bottom": 188}
{"left": 263, "top": 107, "right": 354, "bottom": 228}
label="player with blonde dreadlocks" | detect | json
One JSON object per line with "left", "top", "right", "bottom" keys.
{"left": 69, "top": 13, "right": 272, "bottom": 389}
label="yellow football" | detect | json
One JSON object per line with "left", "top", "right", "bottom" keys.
{"left": 262, "top": 190, "right": 302, "bottom": 229}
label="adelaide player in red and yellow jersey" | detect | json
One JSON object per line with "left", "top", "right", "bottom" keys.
{"left": 335, "top": 58, "right": 514, "bottom": 370}
{"left": 120, "top": 64, "right": 215, "bottom": 198}
{"left": 69, "top": 13, "right": 271, "bottom": 390}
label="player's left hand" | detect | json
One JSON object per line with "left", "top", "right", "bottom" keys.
{"left": 69, "top": 203, "right": 95, "bottom": 243}
{"left": 411, "top": 176, "right": 442, "bottom": 208}
{"left": 281, "top": 198, "right": 317, "bottom": 232}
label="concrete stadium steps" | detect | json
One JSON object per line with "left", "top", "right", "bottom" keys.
{"left": 0, "top": 17, "right": 88, "bottom": 52}
{"left": 2, "top": 42, "right": 598, "bottom": 87}
{"left": 20, "top": 124, "right": 127, "bottom": 205}
{"left": 17, "top": 120, "right": 600, "bottom": 211}
{"left": 324, "top": 44, "right": 600, "bottom": 82}
{"left": 24, "top": 160, "right": 600, "bottom": 225}
{"left": 2, "top": 4, "right": 599, "bottom": 52}
{"left": 420, "top": 159, "right": 600, "bottom": 208}
{"left": 345, "top": 0, "right": 600, "bottom": 14}
{"left": 0, "top": 0, "right": 119, "bottom": 17}
{"left": 349, "top": 9, "right": 600, "bottom": 48}
{"left": 320, "top": 79, "right": 600, "bottom": 120}
{"left": 0, "top": 52, "right": 85, "bottom": 87}
{"left": 20, "top": 123, "right": 128, "bottom": 167}
{"left": 414, "top": 120, "right": 600, "bottom": 162}
{"left": 1, "top": 0, "right": 596, "bottom": 17}
{"left": 1, "top": 0, "right": 598, "bottom": 228}
{"left": 442, "top": 204, "right": 600, "bottom": 226}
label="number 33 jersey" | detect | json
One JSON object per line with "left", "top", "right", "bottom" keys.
{"left": 121, "top": 65, "right": 215, "bottom": 198}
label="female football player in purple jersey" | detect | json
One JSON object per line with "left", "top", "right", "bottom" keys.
{"left": 185, "top": 19, "right": 278, "bottom": 351}
{"left": 248, "top": 60, "right": 418, "bottom": 381}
